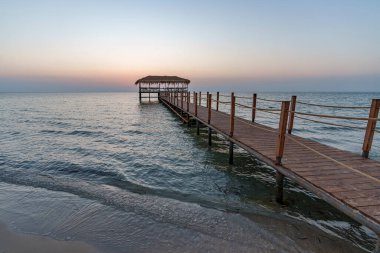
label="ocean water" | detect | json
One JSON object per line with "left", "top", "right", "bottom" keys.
{"left": 0, "top": 92, "right": 379, "bottom": 252}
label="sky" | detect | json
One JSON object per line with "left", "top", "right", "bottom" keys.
{"left": 0, "top": 0, "right": 380, "bottom": 92}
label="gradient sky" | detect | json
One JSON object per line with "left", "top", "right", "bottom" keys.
{"left": 1, "top": 0, "right": 380, "bottom": 92}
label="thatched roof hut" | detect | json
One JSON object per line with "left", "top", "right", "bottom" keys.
{"left": 135, "top": 75, "right": 190, "bottom": 85}
{"left": 135, "top": 75, "right": 190, "bottom": 102}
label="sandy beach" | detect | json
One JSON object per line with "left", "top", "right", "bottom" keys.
{"left": 0, "top": 222, "right": 99, "bottom": 253}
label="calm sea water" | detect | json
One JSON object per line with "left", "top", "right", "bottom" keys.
{"left": 0, "top": 92, "right": 379, "bottom": 252}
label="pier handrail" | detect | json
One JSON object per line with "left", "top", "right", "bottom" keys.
{"left": 297, "top": 100, "right": 371, "bottom": 109}
{"left": 167, "top": 92, "right": 379, "bottom": 158}
{"left": 291, "top": 111, "right": 380, "bottom": 121}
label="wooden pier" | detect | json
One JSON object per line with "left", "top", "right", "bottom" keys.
{"left": 159, "top": 91, "right": 380, "bottom": 252}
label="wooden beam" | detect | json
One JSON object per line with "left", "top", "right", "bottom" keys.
{"left": 287, "top": 95, "right": 297, "bottom": 134}
{"left": 275, "top": 101, "right": 290, "bottom": 165}
{"left": 362, "top": 99, "right": 380, "bottom": 158}
{"left": 208, "top": 94, "right": 212, "bottom": 124}
{"left": 276, "top": 171, "right": 285, "bottom": 203}
{"left": 252, "top": 93, "right": 257, "bottom": 122}
{"left": 216, "top": 92, "right": 220, "bottom": 111}
{"left": 229, "top": 92, "right": 235, "bottom": 137}
{"left": 194, "top": 92, "right": 198, "bottom": 117}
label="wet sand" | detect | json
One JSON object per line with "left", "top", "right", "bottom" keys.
{"left": 0, "top": 181, "right": 371, "bottom": 253}
{"left": 0, "top": 222, "right": 100, "bottom": 253}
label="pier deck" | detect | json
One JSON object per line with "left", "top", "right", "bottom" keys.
{"left": 160, "top": 94, "right": 380, "bottom": 245}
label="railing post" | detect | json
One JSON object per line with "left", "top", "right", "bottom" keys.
{"left": 216, "top": 92, "right": 220, "bottom": 111}
{"left": 207, "top": 93, "right": 212, "bottom": 146}
{"left": 194, "top": 92, "right": 198, "bottom": 117}
{"left": 275, "top": 101, "right": 290, "bottom": 165}
{"left": 208, "top": 94, "right": 212, "bottom": 124}
{"left": 287, "top": 95, "right": 297, "bottom": 134}
{"left": 230, "top": 92, "right": 235, "bottom": 137}
{"left": 199, "top": 92, "right": 202, "bottom": 106}
{"left": 362, "top": 99, "right": 380, "bottom": 158}
{"left": 206, "top": 92, "right": 209, "bottom": 108}
{"left": 252, "top": 93, "right": 257, "bottom": 122}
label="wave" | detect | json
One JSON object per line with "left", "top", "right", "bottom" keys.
{"left": 0, "top": 168, "right": 309, "bottom": 252}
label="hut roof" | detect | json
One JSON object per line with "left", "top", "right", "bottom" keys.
{"left": 135, "top": 75, "right": 190, "bottom": 85}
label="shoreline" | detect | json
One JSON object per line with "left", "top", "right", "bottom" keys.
{"left": 0, "top": 222, "right": 100, "bottom": 253}
{"left": 0, "top": 181, "right": 370, "bottom": 253}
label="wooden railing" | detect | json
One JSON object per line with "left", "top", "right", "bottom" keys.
{"left": 162, "top": 91, "right": 380, "bottom": 159}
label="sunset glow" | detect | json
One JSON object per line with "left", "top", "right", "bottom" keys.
{"left": 1, "top": 1, "right": 379, "bottom": 91}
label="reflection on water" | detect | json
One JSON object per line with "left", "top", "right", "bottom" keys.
{"left": 0, "top": 92, "right": 379, "bottom": 252}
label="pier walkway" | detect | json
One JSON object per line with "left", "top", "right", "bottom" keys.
{"left": 159, "top": 92, "right": 380, "bottom": 251}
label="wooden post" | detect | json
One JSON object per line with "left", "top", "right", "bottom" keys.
{"left": 275, "top": 101, "right": 290, "bottom": 165}
{"left": 196, "top": 120, "right": 200, "bottom": 135}
{"left": 229, "top": 141, "right": 234, "bottom": 164}
{"left": 362, "top": 99, "right": 380, "bottom": 158}
{"left": 229, "top": 92, "right": 235, "bottom": 137}
{"left": 186, "top": 91, "right": 190, "bottom": 112}
{"left": 199, "top": 92, "right": 202, "bottom": 106}
{"left": 208, "top": 128, "right": 212, "bottom": 146}
{"left": 194, "top": 92, "right": 198, "bottom": 116}
{"left": 139, "top": 83, "right": 142, "bottom": 102}
{"left": 287, "top": 95, "right": 297, "bottom": 134}
{"left": 206, "top": 92, "right": 209, "bottom": 108}
{"left": 181, "top": 92, "right": 184, "bottom": 109}
{"left": 208, "top": 94, "right": 212, "bottom": 124}
{"left": 252, "top": 93, "right": 257, "bottom": 122}
{"left": 276, "top": 171, "right": 284, "bottom": 203}
{"left": 216, "top": 92, "right": 220, "bottom": 111}
{"left": 148, "top": 83, "right": 151, "bottom": 102}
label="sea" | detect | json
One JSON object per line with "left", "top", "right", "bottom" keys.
{"left": 0, "top": 92, "right": 379, "bottom": 253}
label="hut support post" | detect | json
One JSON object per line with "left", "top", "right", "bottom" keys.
{"left": 362, "top": 99, "right": 380, "bottom": 158}
{"left": 148, "top": 83, "right": 151, "bottom": 102}
{"left": 276, "top": 101, "right": 290, "bottom": 165}
{"left": 288, "top": 96, "right": 297, "bottom": 134}
{"left": 139, "top": 83, "right": 141, "bottom": 102}
{"left": 206, "top": 92, "right": 209, "bottom": 108}
{"left": 216, "top": 92, "right": 220, "bottom": 111}
{"left": 199, "top": 92, "right": 202, "bottom": 106}
{"left": 252, "top": 93, "right": 257, "bottom": 122}
{"left": 196, "top": 120, "right": 200, "bottom": 136}
{"left": 229, "top": 141, "right": 234, "bottom": 164}
{"left": 276, "top": 171, "right": 285, "bottom": 203}
{"left": 229, "top": 93, "right": 235, "bottom": 137}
